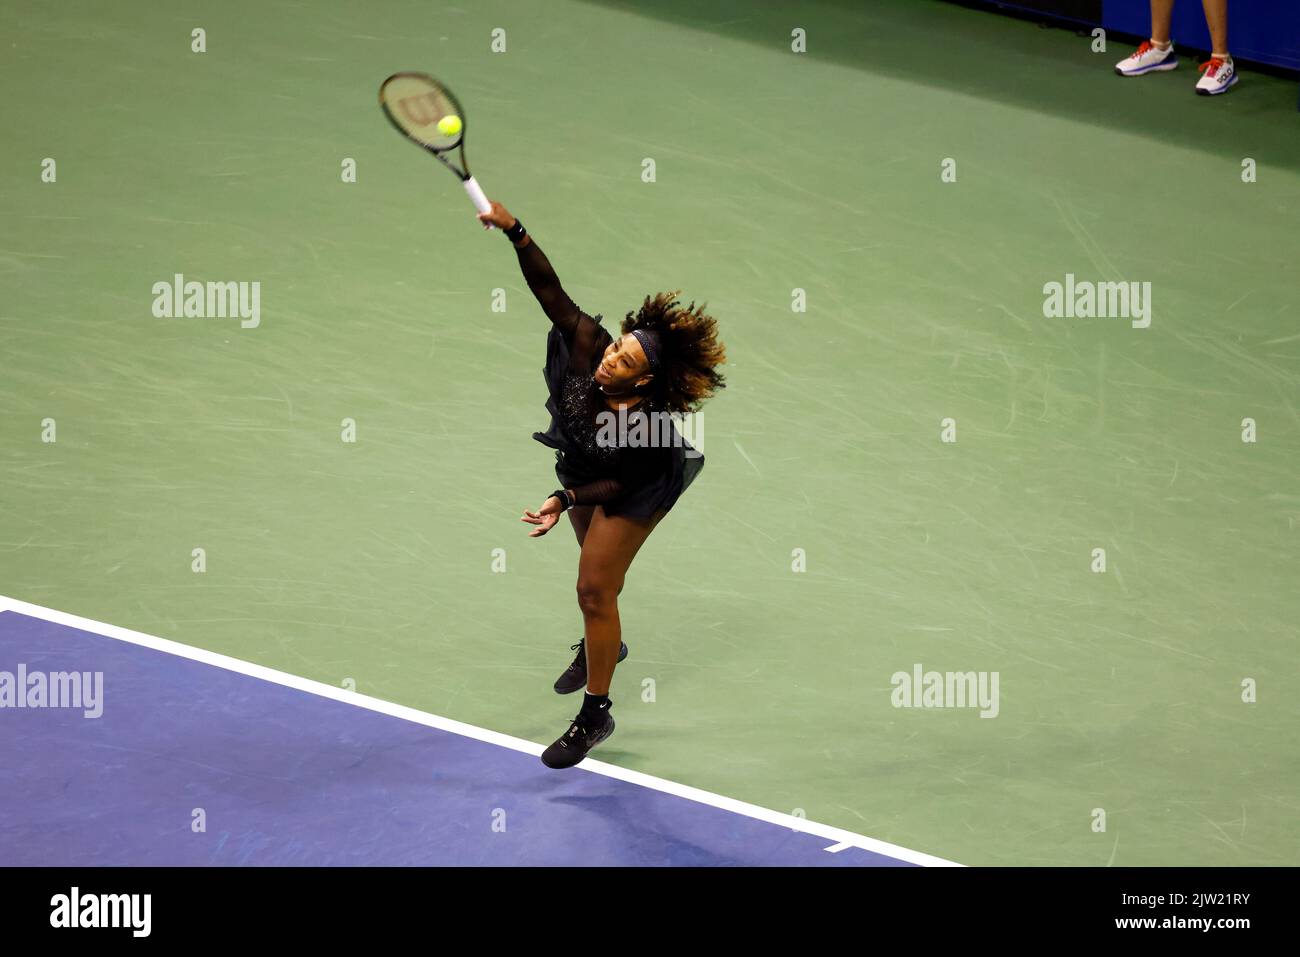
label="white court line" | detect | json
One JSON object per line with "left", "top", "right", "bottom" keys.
{"left": 0, "top": 594, "right": 963, "bottom": 867}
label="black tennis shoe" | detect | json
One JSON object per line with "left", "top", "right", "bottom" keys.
{"left": 541, "top": 705, "right": 615, "bottom": 769}
{"left": 553, "top": 638, "right": 628, "bottom": 694}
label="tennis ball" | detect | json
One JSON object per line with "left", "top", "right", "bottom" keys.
{"left": 437, "top": 114, "right": 462, "bottom": 137}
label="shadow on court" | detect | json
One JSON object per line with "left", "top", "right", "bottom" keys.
{"left": 576, "top": 0, "right": 1300, "bottom": 173}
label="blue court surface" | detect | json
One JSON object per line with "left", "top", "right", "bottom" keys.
{"left": 0, "top": 599, "right": 959, "bottom": 867}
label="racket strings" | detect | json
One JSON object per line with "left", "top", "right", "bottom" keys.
{"left": 380, "top": 73, "right": 465, "bottom": 153}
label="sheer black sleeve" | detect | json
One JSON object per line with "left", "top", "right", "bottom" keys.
{"left": 515, "top": 237, "right": 606, "bottom": 371}
{"left": 567, "top": 477, "right": 625, "bottom": 507}
{"left": 565, "top": 435, "right": 667, "bottom": 507}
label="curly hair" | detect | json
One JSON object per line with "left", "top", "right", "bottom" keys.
{"left": 621, "top": 291, "right": 726, "bottom": 414}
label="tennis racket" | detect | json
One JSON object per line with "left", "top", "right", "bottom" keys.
{"left": 379, "top": 72, "right": 493, "bottom": 225}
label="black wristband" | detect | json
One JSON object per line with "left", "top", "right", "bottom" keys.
{"left": 504, "top": 219, "right": 526, "bottom": 243}
{"left": 550, "top": 488, "right": 573, "bottom": 511}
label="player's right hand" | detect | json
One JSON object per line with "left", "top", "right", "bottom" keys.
{"left": 477, "top": 201, "right": 517, "bottom": 231}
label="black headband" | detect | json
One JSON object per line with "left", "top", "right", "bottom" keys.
{"left": 630, "top": 329, "right": 662, "bottom": 374}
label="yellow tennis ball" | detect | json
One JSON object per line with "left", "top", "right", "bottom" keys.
{"left": 437, "top": 114, "right": 462, "bottom": 137}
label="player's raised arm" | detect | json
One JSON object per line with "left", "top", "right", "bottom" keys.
{"left": 478, "top": 201, "right": 586, "bottom": 339}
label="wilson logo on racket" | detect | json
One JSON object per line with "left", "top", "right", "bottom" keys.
{"left": 398, "top": 92, "right": 443, "bottom": 128}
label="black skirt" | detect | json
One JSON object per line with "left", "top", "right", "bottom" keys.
{"left": 531, "top": 320, "right": 703, "bottom": 519}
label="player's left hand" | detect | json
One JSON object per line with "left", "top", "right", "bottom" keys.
{"left": 521, "top": 496, "right": 564, "bottom": 537}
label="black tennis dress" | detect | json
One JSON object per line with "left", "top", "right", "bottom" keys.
{"left": 532, "top": 318, "right": 703, "bottom": 519}
{"left": 515, "top": 234, "right": 701, "bottom": 518}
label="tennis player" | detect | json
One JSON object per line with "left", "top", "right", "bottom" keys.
{"left": 478, "top": 200, "right": 726, "bottom": 768}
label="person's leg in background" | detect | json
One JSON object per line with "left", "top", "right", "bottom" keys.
{"left": 1115, "top": 1, "right": 1179, "bottom": 77}
{"left": 1151, "top": 0, "right": 1176, "bottom": 47}
{"left": 1195, "top": 0, "right": 1238, "bottom": 94}
{"left": 1202, "top": 0, "right": 1228, "bottom": 58}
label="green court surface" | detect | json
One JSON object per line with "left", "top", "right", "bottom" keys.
{"left": 2, "top": 0, "right": 1297, "bottom": 866}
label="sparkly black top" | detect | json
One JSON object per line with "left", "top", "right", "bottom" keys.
{"left": 561, "top": 371, "right": 621, "bottom": 472}
{"left": 516, "top": 235, "right": 704, "bottom": 518}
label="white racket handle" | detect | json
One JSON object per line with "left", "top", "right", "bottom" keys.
{"left": 463, "top": 176, "right": 493, "bottom": 228}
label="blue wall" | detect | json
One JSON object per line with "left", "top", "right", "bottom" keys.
{"left": 986, "top": 1, "right": 1300, "bottom": 71}
{"left": 1104, "top": 0, "right": 1300, "bottom": 70}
